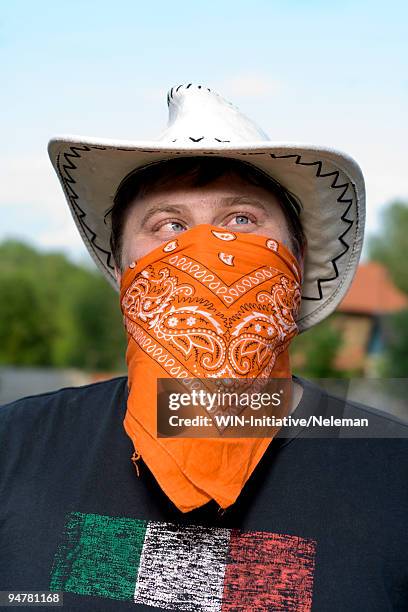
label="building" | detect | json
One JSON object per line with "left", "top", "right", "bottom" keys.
{"left": 335, "top": 261, "right": 408, "bottom": 374}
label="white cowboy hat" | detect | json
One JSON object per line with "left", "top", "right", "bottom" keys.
{"left": 48, "top": 83, "right": 365, "bottom": 333}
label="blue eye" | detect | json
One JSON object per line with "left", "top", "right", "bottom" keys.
{"left": 235, "top": 215, "right": 250, "bottom": 225}
{"left": 169, "top": 222, "right": 185, "bottom": 232}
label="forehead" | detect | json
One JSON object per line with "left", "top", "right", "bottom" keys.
{"left": 128, "top": 171, "right": 283, "bottom": 210}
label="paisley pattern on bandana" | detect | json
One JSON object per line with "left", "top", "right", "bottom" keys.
{"left": 120, "top": 225, "right": 303, "bottom": 513}
{"left": 121, "top": 231, "right": 301, "bottom": 381}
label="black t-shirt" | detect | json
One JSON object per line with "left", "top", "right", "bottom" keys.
{"left": 1, "top": 375, "right": 408, "bottom": 611}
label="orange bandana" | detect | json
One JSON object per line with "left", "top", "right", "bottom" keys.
{"left": 120, "top": 224, "right": 302, "bottom": 513}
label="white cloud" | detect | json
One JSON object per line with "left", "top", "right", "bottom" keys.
{"left": 0, "top": 152, "right": 86, "bottom": 256}
{"left": 37, "top": 223, "right": 85, "bottom": 251}
{"left": 0, "top": 153, "right": 62, "bottom": 217}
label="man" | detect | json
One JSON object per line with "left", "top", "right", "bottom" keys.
{"left": 1, "top": 84, "right": 408, "bottom": 610}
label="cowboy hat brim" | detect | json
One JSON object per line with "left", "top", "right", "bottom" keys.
{"left": 48, "top": 137, "right": 365, "bottom": 333}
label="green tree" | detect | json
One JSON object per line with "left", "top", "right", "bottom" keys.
{"left": 368, "top": 201, "right": 408, "bottom": 294}
{"left": 381, "top": 310, "right": 408, "bottom": 377}
{"left": 62, "top": 269, "right": 125, "bottom": 371}
{"left": 0, "top": 239, "right": 125, "bottom": 371}
{"left": 290, "top": 315, "right": 343, "bottom": 378}
{"left": 0, "top": 271, "right": 56, "bottom": 365}
{"left": 367, "top": 200, "right": 408, "bottom": 376}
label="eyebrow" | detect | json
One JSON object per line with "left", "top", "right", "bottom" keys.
{"left": 139, "top": 196, "right": 269, "bottom": 227}
{"left": 140, "top": 205, "right": 185, "bottom": 227}
{"left": 219, "top": 196, "right": 268, "bottom": 212}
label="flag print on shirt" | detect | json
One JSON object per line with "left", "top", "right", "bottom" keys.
{"left": 50, "top": 512, "right": 316, "bottom": 611}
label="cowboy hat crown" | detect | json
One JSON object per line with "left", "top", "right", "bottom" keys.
{"left": 161, "top": 84, "right": 269, "bottom": 143}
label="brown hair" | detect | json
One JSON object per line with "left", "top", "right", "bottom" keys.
{"left": 105, "top": 156, "right": 307, "bottom": 269}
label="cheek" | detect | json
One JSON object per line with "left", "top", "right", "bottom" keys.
{"left": 122, "top": 235, "right": 158, "bottom": 267}
{"left": 261, "top": 217, "right": 290, "bottom": 244}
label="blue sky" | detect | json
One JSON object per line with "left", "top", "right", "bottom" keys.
{"left": 1, "top": 0, "right": 407, "bottom": 263}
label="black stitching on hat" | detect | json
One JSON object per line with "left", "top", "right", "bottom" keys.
{"left": 56, "top": 146, "right": 115, "bottom": 275}
{"left": 270, "top": 153, "right": 354, "bottom": 301}
{"left": 161, "top": 138, "right": 233, "bottom": 143}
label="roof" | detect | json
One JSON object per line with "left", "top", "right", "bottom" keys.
{"left": 338, "top": 262, "right": 408, "bottom": 315}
